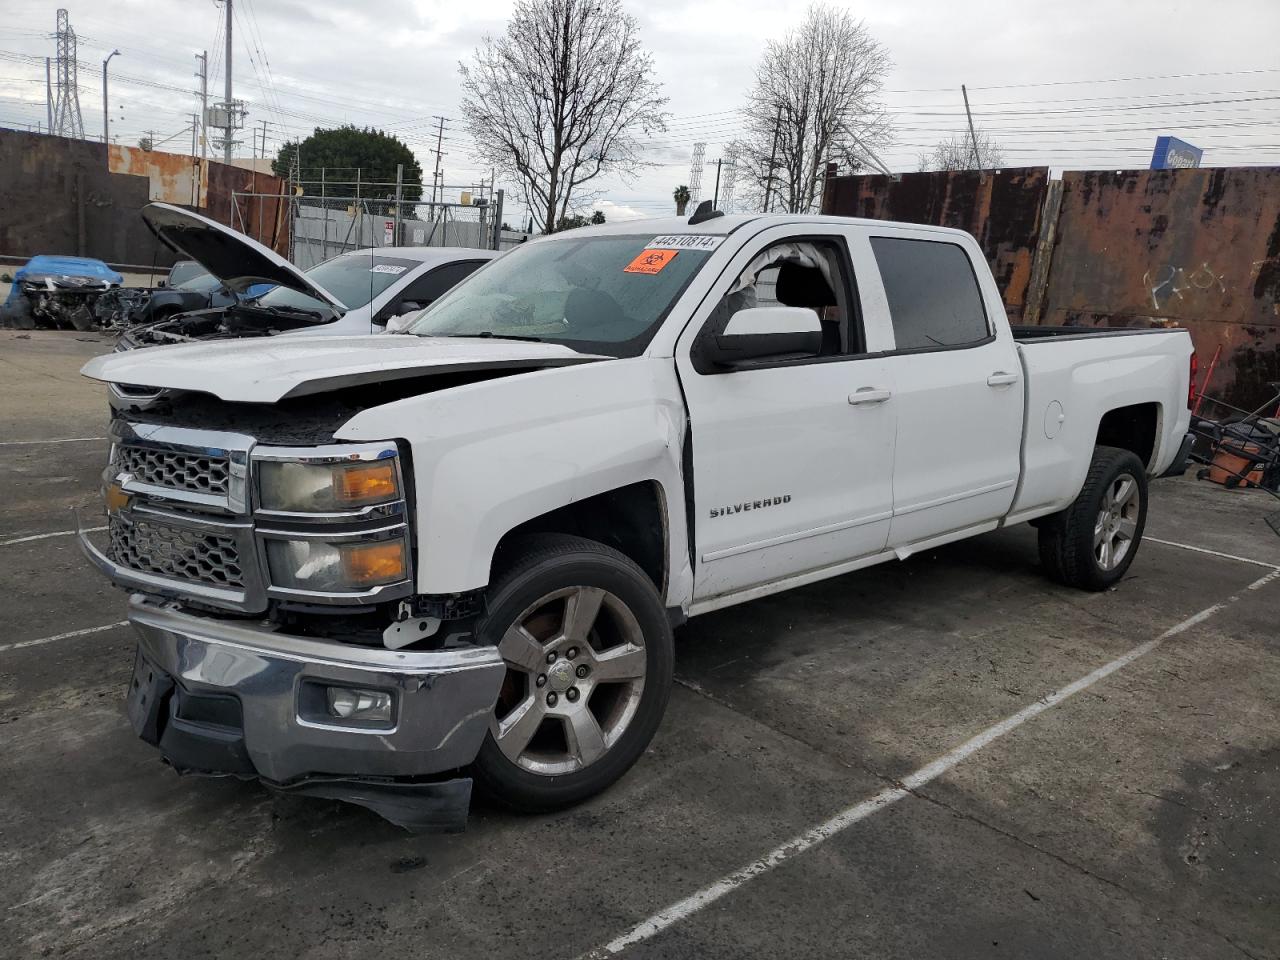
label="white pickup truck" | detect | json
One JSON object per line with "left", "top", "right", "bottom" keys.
{"left": 80, "top": 209, "right": 1195, "bottom": 831}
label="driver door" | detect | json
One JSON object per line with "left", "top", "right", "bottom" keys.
{"left": 675, "top": 226, "right": 897, "bottom": 603}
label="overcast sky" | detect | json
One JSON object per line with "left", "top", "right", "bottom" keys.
{"left": 1, "top": 0, "right": 1278, "bottom": 226}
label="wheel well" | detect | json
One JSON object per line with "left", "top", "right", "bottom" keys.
{"left": 491, "top": 481, "right": 668, "bottom": 594}
{"left": 1096, "top": 403, "right": 1158, "bottom": 468}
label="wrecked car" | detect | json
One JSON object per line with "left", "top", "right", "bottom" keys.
{"left": 80, "top": 209, "right": 1195, "bottom": 831}
{"left": 1, "top": 255, "right": 123, "bottom": 330}
{"left": 117, "top": 202, "right": 496, "bottom": 349}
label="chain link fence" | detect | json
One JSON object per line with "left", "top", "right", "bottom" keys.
{"left": 231, "top": 183, "right": 505, "bottom": 271}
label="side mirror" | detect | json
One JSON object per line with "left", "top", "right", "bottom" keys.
{"left": 704, "top": 306, "right": 823, "bottom": 368}
{"left": 156, "top": 279, "right": 166, "bottom": 288}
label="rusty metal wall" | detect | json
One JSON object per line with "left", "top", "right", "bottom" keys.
{"left": 1040, "top": 167, "right": 1280, "bottom": 412}
{"left": 0, "top": 130, "right": 290, "bottom": 266}
{"left": 821, "top": 167, "right": 1050, "bottom": 321}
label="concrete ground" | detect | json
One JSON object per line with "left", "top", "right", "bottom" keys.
{"left": 2, "top": 328, "right": 1278, "bottom": 960}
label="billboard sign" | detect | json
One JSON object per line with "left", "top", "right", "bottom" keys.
{"left": 1151, "top": 135, "right": 1203, "bottom": 169}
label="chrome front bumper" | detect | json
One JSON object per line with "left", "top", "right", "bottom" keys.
{"left": 124, "top": 595, "right": 504, "bottom": 791}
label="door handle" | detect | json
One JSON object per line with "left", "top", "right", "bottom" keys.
{"left": 848, "top": 388, "right": 892, "bottom": 405}
{"left": 986, "top": 371, "right": 1020, "bottom": 387}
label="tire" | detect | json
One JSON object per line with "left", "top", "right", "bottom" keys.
{"left": 470, "top": 533, "right": 673, "bottom": 812}
{"left": 1038, "top": 445, "right": 1148, "bottom": 591}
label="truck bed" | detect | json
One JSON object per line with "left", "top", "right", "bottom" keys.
{"left": 1011, "top": 324, "right": 1184, "bottom": 343}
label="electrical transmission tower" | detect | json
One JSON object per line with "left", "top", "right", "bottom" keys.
{"left": 719, "top": 145, "right": 739, "bottom": 213}
{"left": 50, "top": 8, "right": 84, "bottom": 139}
{"left": 687, "top": 142, "right": 706, "bottom": 205}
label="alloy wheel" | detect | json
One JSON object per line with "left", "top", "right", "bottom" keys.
{"left": 490, "top": 585, "right": 647, "bottom": 776}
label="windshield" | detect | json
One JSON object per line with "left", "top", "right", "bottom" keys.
{"left": 255, "top": 253, "right": 419, "bottom": 313}
{"left": 404, "top": 234, "right": 713, "bottom": 356}
{"left": 176, "top": 272, "right": 218, "bottom": 293}
{"left": 167, "top": 261, "right": 206, "bottom": 287}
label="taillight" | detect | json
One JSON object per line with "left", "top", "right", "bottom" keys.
{"left": 1188, "top": 351, "right": 1198, "bottom": 409}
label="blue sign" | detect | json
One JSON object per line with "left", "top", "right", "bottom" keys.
{"left": 1151, "top": 136, "right": 1203, "bottom": 169}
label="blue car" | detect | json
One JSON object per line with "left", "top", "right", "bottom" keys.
{"left": 2, "top": 255, "right": 124, "bottom": 330}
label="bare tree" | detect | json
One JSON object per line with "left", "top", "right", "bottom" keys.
{"left": 733, "top": 4, "right": 891, "bottom": 214}
{"left": 459, "top": 0, "right": 668, "bottom": 234}
{"left": 918, "top": 129, "right": 1005, "bottom": 172}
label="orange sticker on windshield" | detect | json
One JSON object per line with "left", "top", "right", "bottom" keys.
{"left": 624, "top": 249, "right": 678, "bottom": 274}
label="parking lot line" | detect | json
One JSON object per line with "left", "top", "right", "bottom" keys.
{"left": 0, "top": 526, "right": 105, "bottom": 547}
{"left": 0, "top": 437, "right": 107, "bottom": 446}
{"left": 0, "top": 621, "right": 128, "bottom": 655}
{"left": 1145, "top": 536, "right": 1280, "bottom": 570}
{"left": 583, "top": 567, "right": 1280, "bottom": 958}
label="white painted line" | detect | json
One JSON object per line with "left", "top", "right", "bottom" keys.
{"left": 0, "top": 437, "right": 106, "bottom": 446}
{"left": 584, "top": 568, "right": 1280, "bottom": 958}
{"left": 0, "top": 621, "right": 129, "bottom": 655}
{"left": 0, "top": 526, "right": 104, "bottom": 547}
{"left": 1145, "top": 536, "right": 1280, "bottom": 570}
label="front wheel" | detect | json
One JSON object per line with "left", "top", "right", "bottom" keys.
{"left": 1038, "top": 445, "right": 1149, "bottom": 591}
{"left": 470, "top": 534, "right": 673, "bottom": 812}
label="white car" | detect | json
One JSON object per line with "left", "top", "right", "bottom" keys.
{"left": 82, "top": 209, "right": 1195, "bottom": 830}
{"left": 117, "top": 202, "right": 496, "bottom": 349}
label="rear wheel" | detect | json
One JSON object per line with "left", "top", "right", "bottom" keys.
{"left": 1038, "top": 445, "right": 1148, "bottom": 591}
{"left": 470, "top": 534, "right": 673, "bottom": 812}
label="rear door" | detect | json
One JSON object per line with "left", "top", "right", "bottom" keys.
{"left": 855, "top": 230, "right": 1024, "bottom": 549}
{"left": 676, "top": 225, "right": 898, "bottom": 602}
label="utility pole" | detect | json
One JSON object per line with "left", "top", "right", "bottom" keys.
{"left": 763, "top": 106, "right": 782, "bottom": 213}
{"left": 712, "top": 158, "right": 722, "bottom": 210}
{"left": 429, "top": 116, "right": 448, "bottom": 212}
{"left": 194, "top": 51, "right": 208, "bottom": 167}
{"left": 101, "top": 49, "right": 119, "bottom": 145}
{"left": 45, "top": 58, "right": 52, "bottom": 131}
{"left": 259, "top": 118, "right": 268, "bottom": 161}
{"left": 393, "top": 163, "right": 404, "bottom": 243}
{"left": 222, "top": 0, "right": 233, "bottom": 161}
{"left": 961, "top": 84, "right": 982, "bottom": 174}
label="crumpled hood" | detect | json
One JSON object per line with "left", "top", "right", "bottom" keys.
{"left": 81, "top": 334, "right": 606, "bottom": 403}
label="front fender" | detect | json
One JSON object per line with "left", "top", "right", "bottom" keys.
{"left": 335, "top": 357, "right": 692, "bottom": 604}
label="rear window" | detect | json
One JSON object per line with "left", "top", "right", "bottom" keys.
{"left": 870, "top": 237, "right": 989, "bottom": 350}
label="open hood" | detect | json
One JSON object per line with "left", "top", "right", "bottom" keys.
{"left": 140, "top": 202, "right": 345, "bottom": 311}
{"left": 82, "top": 334, "right": 606, "bottom": 404}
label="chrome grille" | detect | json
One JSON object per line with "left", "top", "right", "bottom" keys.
{"left": 108, "top": 516, "right": 245, "bottom": 588}
{"left": 116, "top": 445, "right": 230, "bottom": 496}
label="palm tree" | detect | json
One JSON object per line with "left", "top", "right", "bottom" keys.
{"left": 673, "top": 184, "right": 691, "bottom": 216}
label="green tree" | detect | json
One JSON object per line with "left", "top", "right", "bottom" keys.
{"left": 553, "top": 210, "right": 606, "bottom": 232}
{"left": 273, "top": 126, "right": 424, "bottom": 206}
{"left": 673, "top": 184, "right": 690, "bottom": 215}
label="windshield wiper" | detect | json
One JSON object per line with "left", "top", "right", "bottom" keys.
{"left": 447, "top": 331, "right": 546, "bottom": 343}
{"left": 256, "top": 304, "right": 332, "bottom": 322}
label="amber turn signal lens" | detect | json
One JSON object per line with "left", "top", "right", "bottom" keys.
{"left": 334, "top": 462, "right": 398, "bottom": 505}
{"left": 341, "top": 539, "right": 406, "bottom": 586}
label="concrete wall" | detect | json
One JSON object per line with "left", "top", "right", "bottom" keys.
{"left": 0, "top": 130, "right": 290, "bottom": 266}
{"left": 0, "top": 132, "right": 163, "bottom": 267}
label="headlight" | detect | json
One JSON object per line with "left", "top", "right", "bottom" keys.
{"left": 257, "top": 457, "right": 400, "bottom": 513}
{"left": 265, "top": 535, "right": 408, "bottom": 592}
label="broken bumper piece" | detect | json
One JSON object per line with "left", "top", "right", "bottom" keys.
{"left": 123, "top": 595, "right": 505, "bottom": 832}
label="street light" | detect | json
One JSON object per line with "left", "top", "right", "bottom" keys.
{"left": 102, "top": 49, "right": 120, "bottom": 145}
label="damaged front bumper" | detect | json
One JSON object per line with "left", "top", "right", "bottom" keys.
{"left": 123, "top": 595, "right": 505, "bottom": 832}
